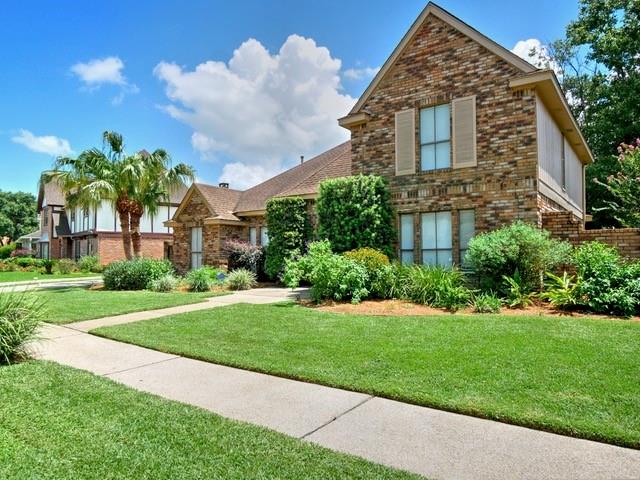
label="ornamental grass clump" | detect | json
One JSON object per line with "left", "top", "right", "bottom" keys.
{"left": 185, "top": 268, "right": 213, "bottom": 292}
{"left": 226, "top": 268, "right": 257, "bottom": 291}
{"left": 0, "top": 292, "right": 44, "bottom": 364}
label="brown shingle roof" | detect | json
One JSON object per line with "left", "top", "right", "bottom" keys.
{"left": 234, "top": 141, "right": 351, "bottom": 213}
{"left": 194, "top": 183, "right": 243, "bottom": 221}
{"left": 37, "top": 178, "right": 65, "bottom": 211}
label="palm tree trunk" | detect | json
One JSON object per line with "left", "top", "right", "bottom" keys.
{"left": 116, "top": 197, "right": 133, "bottom": 260}
{"left": 130, "top": 201, "right": 144, "bottom": 258}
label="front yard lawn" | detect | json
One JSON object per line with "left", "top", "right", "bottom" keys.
{"left": 0, "top": 271, "right": 98, "bottom": 283}
{"left": 0, "top": 361, "right": 415, "bottom": 479}
{"left": 94, "top": 303, "right": 640, "bottom": 449}
{"left": 31, "top": 288, "right": 219, "bottom": 324}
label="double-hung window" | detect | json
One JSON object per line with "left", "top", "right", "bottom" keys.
{"left": 399, "top": 214, "right": 415, "bottom": 264}
{"left": 420, "top": 104, "right": 451, "bottom": 171}
{"left": 458, "top": 210, "right": 475, "bottom": 266}
{"left": 190, "top": 227, "right": 203, "bottom": 269}
{"left": 260, "top": 227, "right": 269, "bottom": 246}
{"left": 421, "top": 212, "right": 452, "bottom": 267}
{"left": 249, "top": 227, "right": 257, "bottom": 246}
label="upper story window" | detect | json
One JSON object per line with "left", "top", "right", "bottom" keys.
{"left": 42, "top": 208, "right": 49, "bottom": 227}
{"left": 420, "top": 104, "right": 451, "bottom": 171}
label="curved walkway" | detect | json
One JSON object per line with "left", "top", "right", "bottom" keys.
{"left": 33, "top": 288, "right": 640, "bottom": 480}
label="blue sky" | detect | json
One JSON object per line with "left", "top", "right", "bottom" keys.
{"left": 0, "top": 0, "right": 579, "bottom": 195}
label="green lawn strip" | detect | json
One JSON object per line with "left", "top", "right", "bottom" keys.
{"left": 0, "top": 271, "right": 98, "bottom": 283}
{"left": 29, "top": 288, "right": 223, "bottom": 324}
{"left": 94, "top": 303, "right": 640, "bottom": 449}
{"left": 0, "top": 361, "right": 416, "bottom": 480}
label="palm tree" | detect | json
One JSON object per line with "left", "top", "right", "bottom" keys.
{"left": 44, "top": 131, "right": 194, "bottom": 260}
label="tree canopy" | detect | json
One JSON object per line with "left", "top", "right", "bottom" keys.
{"left": 0, "top": 190, "right": 38, "bottom": 242}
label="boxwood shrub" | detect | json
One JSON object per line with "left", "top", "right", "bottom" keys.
{"left": 103, "top": 258, "right": 173, "bottom": 290}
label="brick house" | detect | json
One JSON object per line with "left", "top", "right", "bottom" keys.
{"left": 35, "top": 179, "right": 186, "bottom": 264}
{"left": 169, "top": 2, "right": 597, "bottom": 271}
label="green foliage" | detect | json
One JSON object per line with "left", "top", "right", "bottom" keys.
{"left": 78, "top": 255, "right": 102, "bottom": 273}
{"left": 103, "top": 258, "right": 173, "bottom": 290}
{"left": 284, "top": 240, "right": 369, "bottom": 304}
{"left": 471, "top": 292, "right": 502, "bottom": 314}
{"left": 148, "top": 274, "right": 180, "bottom": 293}
{"left": 185, "top": 268, "right": 213, "bottom": 292}
{"left": 403, "top": 265, "right": 471, "bottom": 312}
{"left": 10, "top": 257, "right": 43, "bottom": 269}
{"left": 42, "top": 259, "right": 54, "bottom": 275}
{"left": 465, "top": 221, "right": 572, "bottom": 292}
{"left": 0, "top": 243, "right": 17, "bottom": 259}
{"left": 264, "top": 197, "right": 311, "bottom": 279}
{"left": 56, "top": 259, "right": 77, "bottom": 275}
{"left": 226, "top": 268, "right": 258, "bottom": 291}
{"left": 0, "top": 190, "right": 38, "bottom": 240}
{"left": 316, "top": 174, "right": 395, "bottom": 257}
{"left": 225, "top": 240, "right": 264, "bottom": 275}
{"left": 343, "top": 247, "right": 390, "bottom": 298}
{"left": 0, "top": 292, "right": 43, "bottom": 364}
{"left": 542, "top": 271, "right": 581, "bottom": 309}
{"left": 573, "top": 241, "right": 639, "bottom": 317}
{"left": 502, "top": 271, "right": 537, "bottom": 308}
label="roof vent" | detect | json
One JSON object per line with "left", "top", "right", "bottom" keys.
{"left": 219, "top": 182, "right": 229, "bottom": 189}
{"left": 300, "top": 155, "right": 304, "bottom": 164}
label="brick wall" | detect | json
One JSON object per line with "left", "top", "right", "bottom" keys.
{"left": 96, "top": 233, "right": 169, "bottom": 265}
{"left": 542, "top": 211, "right": 640, "bottom": 260}
{"left": 347, "top": 14, "right": 540, "bottom": 264}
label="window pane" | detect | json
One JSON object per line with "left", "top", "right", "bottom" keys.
{"left": 435, "top": 141, "right": 451, "bottom": 169}
{"left": 435, "top": 104, "right": 450, "bottom": 141}
{"left": 420, "top": 107, "right": 435, "bottom": 144}
{"left": 437, "top": 249, "right": 453, "bottom": 268}
{"left": 436, "top": 212, "right": 452, "bottom": 248}
{"left": 401, "top": 251, "right": 414, "bottom": 265}
{"left": 422, "top": 250, "right": 437, "bottom": 266}
{"left": 261, "top": 227, "right": 269, "bottom": 246}
{"left": 421, "top": 213, "right": 436, "bottom": 249}
{"left": 191, "top": 227, "right": 202, "bottom": 252}
{"left": 421, "top": 144, "right": 436, "bottom": 171}
{"left": 459, "top": 210, "right": 475, "bottom": 249}
{"left": 400, "top": 215, "right": 414, "bottom": 249}
{"left": 249, "top": 227, "right": 257, "bottom": 246}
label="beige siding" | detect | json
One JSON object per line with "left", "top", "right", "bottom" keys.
{"left": 536, "top": 95, "right": 584, "bottom": 217}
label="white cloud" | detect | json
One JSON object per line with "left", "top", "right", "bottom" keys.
{"left": 343, "top": 66, "right": 380, "bottom": 81}
{"left": 511, "top": 39, "right": 561, "bottom": 76}
{"left": 154, "top": 34, "right": 356, "bottom": 190}
{"left": 70, "top": 56, "right": 139, "bottom": 104}
{"left": 11, "top": 129, "right": 73, "bottom": 156}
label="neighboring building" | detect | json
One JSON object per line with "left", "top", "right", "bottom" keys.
{"left": 16, "top": 230, "right": 40, "bottom": 253}
{"left": 169, "top": 2, "right": 595, "bottom": 271}
{"left": 36, "top": 179, "right": 186, "bottom": 264}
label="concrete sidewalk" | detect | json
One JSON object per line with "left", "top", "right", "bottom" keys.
{"left": 0, "top": 276, "right": 102, "bottom": 292}
{"left": 34, "top": 322, "right": 640, "bottom": 480}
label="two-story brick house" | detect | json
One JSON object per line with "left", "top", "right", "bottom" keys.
{"left": 168, "top": 2, "right": 593, "bottom": 271}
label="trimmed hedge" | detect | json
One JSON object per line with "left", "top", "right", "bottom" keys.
{"left": 316, "top": 174, "right": 395, "bottom": 257}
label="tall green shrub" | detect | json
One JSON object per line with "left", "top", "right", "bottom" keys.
{"left": 264, "top": 197, "right": 311, "bottom": 279}
{"left": 316, "top": 174, "right": 395, "bottom": 257}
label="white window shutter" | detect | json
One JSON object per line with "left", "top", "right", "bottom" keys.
{"left": 452, "top": 96, "right": 477, "bottom": 168}
{"left": 395, "top": 109, "right": 416, "bottom": 175}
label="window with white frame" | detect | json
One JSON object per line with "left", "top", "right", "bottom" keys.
{"left": 190, "top": 227, "right": 203, "bottom": 269}
{"left": 260, "top": 227, "right": 269, "bottom": 246}
{"left": 420, "top": 104, "right": 451, "bottom": 171}
{"left": 249, "top": 227, "right": 257, "bottom": 246}
{"left": 421, "top": 211, "right": 452, "bottom": 267}
{"left": 399, "top": 214, "right": 414, "bottom": 264}
{"left": 458, "top": 210, "right": 475, "bottom": 266}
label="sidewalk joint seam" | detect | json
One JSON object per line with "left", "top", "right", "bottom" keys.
{"left": 299, "top": 395, "right": 375, "bottom": 439}
{"left": 103, "top": 356, "right": 181, "bottom": 378}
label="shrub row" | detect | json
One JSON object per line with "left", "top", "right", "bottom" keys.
{"left": 0, "top": 255, "right": 102, "bottom": 274}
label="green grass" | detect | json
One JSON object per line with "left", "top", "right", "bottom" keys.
{"left": 94, "top": 303, "right": 640, "bottom": 449}
{"left": 0, "top": 361, "right": 416, "bottom": 479}
{"left": 0, "top": 271, "right": 98, "bottom": 283}
{"left": 30, "top": 287, "right": 220, "bottom": 324}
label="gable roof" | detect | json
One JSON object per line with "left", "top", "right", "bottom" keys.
{"left": 37, "top": 178, "right": 65, "bottom": 211}
{"left": 343, "top": 2, "right": 537, "bottom": 120}
{"left": 172, "top": 183, "right": 243, "bottom": 222}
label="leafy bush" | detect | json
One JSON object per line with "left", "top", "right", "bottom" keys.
{"left": 226, "top": 268, "right": 257, "bottom": 291}
{"left": 284, "top": 240, "right": 369, "bottom": 304}
{"left": 465, "top": 221, "right": 572, "bottom": 293}
{"left": 542, "top": 271, "right": 581, "bottom": 309}
{"left": 185, "top": 267, "right": 212, "bottom": 292}
{"left": 225, "top": 240, "right": 264, "bottom": 275}
{"left": 317, "top": 174, "right": 396, "bottom": 257}
{"left": 0, "top": 293, "right": 43, "bottom": 364}
{"left": 343, "top": 247, "right": 390, "bottom": 298}
{"left": 502, "top": 271, "right": 537, "bottom": 308}
{"left": 149, "top": 274, "right": 180, "bottom": 293}
{"left": 403, "top": 265, "right": 471, "bottom": 312}
{"left": 78, "top": 255, "right": 102, "bottom": 273}
{"left": 56, "top": 259, "right": 77, "bottom": 274}
{"left": 472, "top": 293, "right": 502, "bottom": 314}
{"left": 0, "top": 243, "right": 16, "bottom": 259}
{"left": 10, "top": 257, "right": 42, "bottom": 269}
{"left": 103, "top": 258, "right": 173, "bottom": 290}
{"left": 0, "top": 261, "right": 17, "bottom": 272}
{"left": 264, "top": 197, "right": 311, "bottom": 279}
{"left": 42, "top": 259, "right": 54, "bottom": 275}
{"left": 10, "top": 248, "right": 34, "bottom": 258}
{"left": 573, "top": 241, "right": 639, "bottom": 316}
